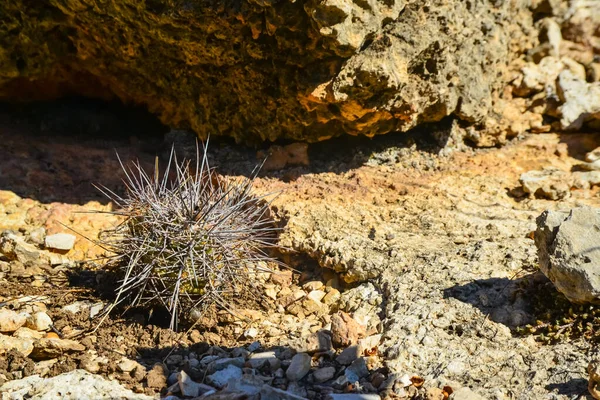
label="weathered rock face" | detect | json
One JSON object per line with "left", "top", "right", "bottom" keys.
{"left": 535, "top": 207, "right": 600, "bottom": 304}
{"left": 0, "top": 0, "right": 534, "bottom": 143}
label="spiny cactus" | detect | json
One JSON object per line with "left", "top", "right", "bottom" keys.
{"left": 94, "top": 140, "right": 280, "bottom": 330}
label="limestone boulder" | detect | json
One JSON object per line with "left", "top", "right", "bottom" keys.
{"left": 535, "top": 207, "right": 600, "bottom": 304}
{"left": 0, "top": 0, "right": 534, "bottom": 143}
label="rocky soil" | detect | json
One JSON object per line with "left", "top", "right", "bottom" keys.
{"left": 0, "top": 1, "right": 599, "bottom": 399}
{"left": 1, "top": 100, "right": 600, "bottom": 399}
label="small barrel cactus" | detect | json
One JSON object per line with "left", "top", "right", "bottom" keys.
{"left": 95, "top": 141, "right": 280, "bottom": 330}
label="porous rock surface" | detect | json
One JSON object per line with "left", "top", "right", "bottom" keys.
{"left": 535, "top": 206, "right": 600, "bottom": 304}
{"left": 0, "top": 369, "right": 153, "bottom": 400}
{"left": 0, "top": 0, "right": 535, "bottom": 143}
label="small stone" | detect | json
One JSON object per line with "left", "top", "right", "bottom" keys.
{"left": 358, "top": 334, "right": 381, "bottom": 353}
{"left": 146, "top": 363, "right": 168, "bottom": 389}
{"left": 30, "top": 337, "right": 85, "bottom": 360}
{"left": 448, "top": 387, "right": 485, "bottom": 400}
{"left": 286, "top": 381, "right": 308, "bottom": 398}
{"left": 331, "top": 312, "right": 365, "bottom": 348}
{"left": 307, "top": 290, "right": 326, "bottom": 303}
{"left": 117, "top": 357, "right": 140, "bottom": 373}
{"left": 249, "top": 351, "right": 281, "bottom": 369}
{"left": 0, "top": 333, "right": 34, "bottom": 357}
{"left": 179, "top": 370, "right": 213, "bottom": 397}
{"left": 313, "top": 367, "right": 336, "bottom": 383}
{"left": 327, "top": 394, "right": 380, "bottom": 400}
{"left": 519, "top": 168, "right": 571, "bottom": 200}
{"left": 231, "top": 347, "right": 250, "bottom": 359}
{"left": 426, "top": 387, "right": 445, "bottom": 400}
{"left": 33, "top": 359, "right": 58, "bottom": 377}
{"left": 13, "top": 327, "right": 45, "bottom": 339}
{"left": 80, "top": 354, "right": 107, "bottom": 374}
{"left": 208, "top": 357, "right": 245, "bottom": 374}
{"left": 323, "top": 289, "right": 341, "bottom": 305}
{"left": 336, "top": 346, "right": 360, "bottom": 365}
{"left": 206, "top": 364, "right": 243, "bottom": 388}
{"left": 586, "top": 147, "right": 600, "bottom": 163}
{"left": 305, "top": 330, "right": 333, "bottom": 353}
{"left": 302, "top": 297, "right": 326, "bottom": 316}
{"left": 244, "top": 327, "right": 259, "bottom": 339}
{"left": 0, "top": 309, "right": 28, "bottom": 333}
{"left": 344, "top": 358, "right": 369, "bottom": 383}
{"left": 247, "top": 341, "right": 261, "bottom": 352}
{"left": 28, "top": 228, "right": 46, "bottom": 246}
{"left": 303, "top": 281, "right": 324, "bottom": 291}
{"left": 261, "top": 384, "right": 308, "bottom": 400}
{"left": 45, "top": 233, "right": 76, "bottom": 251}
{"left": 25, "top": 312, "right": 52, "bottom": 331}
{"left": 286, "top": 353, "right": 311, "bottom": 381}
{"left": 265, "top": 284, "right": 279, "bottom": 300}
{"left": 370, "top": 372, "right": 385, "bottom": 388}
{"left": 271, "top": 270, "right": 293, "bottom": 286}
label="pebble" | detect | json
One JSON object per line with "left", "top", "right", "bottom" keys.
{"left": 247, "top": 341, "right": 261, "bottom": 352}
{"left": 44, "top": 233, "right": 76, "bottom": 251}
{"left": 262, "top": 384, "right": 308, "bottom": 400}
{"left": 271, "top": 270, "right": 293, "bottom": 286}
{"left": 30, "top": 337, "right": 85, "bottom": 360}
{"left": 208, "top": 357, "right": 245, "bottom": 374}
{"left": 179, "top": 370, "right": 213, "bottom": 397}
{"left": 28, "top": 227, "right": 46, "bottom": 246}
{"left": 80, "top": 354, "right": 107, "bottom": 374}
{"left": 323, "top": 289, "right": 341, "bottom": 305}
{"left": 313, "top": 366, "right": 336, "bottom": 383}
{"left": 206, "top": 364, "right": 243, "bottom": 388}
{"left": 285, "top": 381, "right": 308, "bottom": 398}
{"left": 0, "top": 333, "right": 34, "bottom": 356}
{"left": 117, "top": 357, "right": 140, "bottom": 373}
{"left": 0, "top": 309, "right": 28, "bottom": 333}
{"left": 331, "top": 312, "right": 365, "bottom": 348}
{"left": 307, "top": 290, "right": 326, "bottom": 303}
{"left": 286, "top": 353, "right": 312, "bottom": 381}
{"left": 226, "top": 374, "right": 265, "bottom": 395}
{"left": 304, "top": 330, "right": 333, "bottom": 353}
{"left": 336, "top": 345, "right": 360, "bottom": 365}
{"left": 25, "top": 312, "right": 52, "bottom": 331}
{"left": 244, "top": 327, "right": 259, "bottom": 339}
{"left": 448, "top": 387, "right": 486, "bottom": 400}
{"left": 328, "top": 395, "right": 381, "bottom": 400}
{"left": 302, "top": 297, "right": 326, "bottom": 315}
{"left": 249, "top": 351, "right": 281, "bottom": 369}
{"left": 264, "top": 285, "right": 279, "bottom": 300}
{"left": 13, "top": 327, "right": 45, "bottom": 339}
{"left": 426, "top": 387, "right": 445, "bottom": 400}
{"left": 344, "top": 358, "right": 369, "bottom": 382}
{"left": 303, "top": 281, "right": 324, "bottom": 291}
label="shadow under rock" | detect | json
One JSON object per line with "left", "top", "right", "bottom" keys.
{"left": 443, "top": 273, "right": 544, "bottom": 329}
{"left": 204, "top": 116, "right": 460, "bottom": 181}
{"left": 0, "top": 97, "right": 167, "bottom": 205}
{"left": 545, "top": 378, "right": 589, "bottom": 398}
{"left": 0, "top": 94, "right": 458, "bottom": 205}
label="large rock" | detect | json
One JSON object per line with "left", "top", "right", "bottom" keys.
{"left": 557, "top": 70, "right": 600, "bottom": 130}
{"left": 0, "top": 1, "right": 534, "bottom": 143}
{"left": 0, "top": 369, "right": 153, "bottom": 400}
{"left": 535, "top": 207, "right": 600, "bottom": 303}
